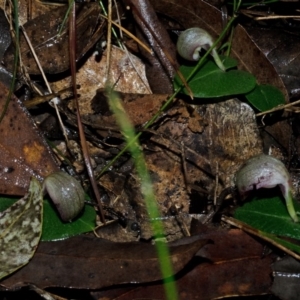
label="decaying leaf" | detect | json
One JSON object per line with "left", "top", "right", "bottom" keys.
{"left": 80, "top": 92, "right": 169, "bottom": 132}
{"left": 272, "top": 256, "right": 300, "bottom": 300}
{"left": 0, "top": 1, "right": 52, "bottom": 26}
{"left": 3, "top": 3, "right": 104, "bottom": 75}
{"left": 245, "top": 26, "right": 300, "bottom": 99}
{"left": 0, "top": 235, "right": 207, "bottom": 289}
{"left": 0, "top": 177, "right": 43, "bottom": 280}
{"left": 52, "top": 46, "right": 152, "bottom": 115}
{"left": 92, "top": 257, "right": 272, "bottom": 300}
{"left": 0, "top": 196, "right": 96, "bottom": 242}
{"left": 0, "top": 81, "right": 59, "bottom": 195}
{"left": 127, "top": 0, "right": 178, "bottom": 93}
{"left": 144, "top": 99, "right": 262, "bottom": 225}
{"left": 92, "top": 226, "right": 273, "bottom": 300}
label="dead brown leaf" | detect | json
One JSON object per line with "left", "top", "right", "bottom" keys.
{"left": 245, "top": 26, "right": 300, "bottom": 99}
{"left": 0, "top": 1, "right": 52, "bottom": 26}
{"left": 95, "top": 258, "right": 272, "bottom": 300}
{"left": 92, "top": 226, "right": 273, "bottom": 299}
{"left": 70, "top": 94, "right": 263, "bottom": 241}
{"left": 0, "top": 81, "right": 58, "bottom": 195}
{"left": 126, "top": 0, "right": 178, "bottom": 93}
{"left": 272, "top": 256, "right": 300, "bottom": 300}
{"left": 52, "top": 46, "right": 152, "bottom": 116}
{"left": 3, "top": 3, "right": 104, "bottom": 75}
{"left": 80, "top": 91, "right": 168, "bottom": 128}
{"left": 0, "top": 235, "right": 208, "bottom": 289}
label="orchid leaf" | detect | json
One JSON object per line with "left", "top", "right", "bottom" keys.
{"left": 245, "top": 84, "right": 285, "bottom": 111}
{"left": 174, "top": 57, "right": 256, "bottom": 98}
{"left": 0, "top": 196, "right": 96, "bottom": 242}
{"left": 0, "top": 177, "right": 43, "bottom": 279}
{"left": 234, "top": 194, "right": 300, "bottom": 239}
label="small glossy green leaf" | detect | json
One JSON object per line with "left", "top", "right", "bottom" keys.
{"left": 41, "top": 201, "right": 96, "bottom": 241}
{"left": 245, "top": 84, "right": 285, "bottom": 111}
{"left": 234, "top": 195, "right": 300, "bottom": 239}
{"left": 174, "top": 57, "right": 256, "bottom": 98}
{"left": 0, "top": 177, "right": 43, "bottom": 279}
{"left": 262, "top": 232, "right": 300, "bottom": 255}
{"left": 0, "top": 197, "right": 96, "bottom": 242}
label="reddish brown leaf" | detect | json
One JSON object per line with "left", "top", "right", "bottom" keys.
{"left": 94, "top": 258, "right": 272, "bottom": 300}
{"left": 231, "top": 25, "right": 288, "bottom": 100}
{"left": 0, "top": 235, "right": 208, "bottom": 289}
{"left": 92, "top": 226, "right": 273, "bottom": 300}
{"left": 192, "top": 225, "right": 266, "bottom": 263}
{"left": 0, "top": 81, "right": 58, "bottom": 195}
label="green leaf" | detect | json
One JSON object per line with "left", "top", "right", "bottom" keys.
{"left": 41, "top": 200, "right": 96, "bottom": 241}
{"left": 174, "top": 57, "right": 256, "bottom": 98}
{"left": 262, "top": 231, "right": 300, "bottom": 255}
{"left": 0, "top": 178, "right": 43, "bottom": 279}
{"left": 245, "top": 84, "right": 285, "bottom": 111}
{"left": 234, "top": 195, "right": 300, "bottom": 239}
{"left": 0, "top": 196, "right": 96, "bottom": 241}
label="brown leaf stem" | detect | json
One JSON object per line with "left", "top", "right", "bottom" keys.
{"left": 68, "top": 0, "right": 105, "bottom": 223}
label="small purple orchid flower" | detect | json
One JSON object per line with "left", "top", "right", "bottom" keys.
{"left": 235, "top": 154, "right": 298, "bottom": 222}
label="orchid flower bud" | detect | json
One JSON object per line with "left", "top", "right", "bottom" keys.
{"left": 176, "top": 27, "right": 225, "bottom": 71}
{"left": 43, "top": 171, "right": 85, "bottom": 222}
{"left": 235, "top": 154, "right": 298, "bottom": 222}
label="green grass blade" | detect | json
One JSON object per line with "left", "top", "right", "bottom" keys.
{"left": 106, "top": 88, "right": 178, "bottom": 300}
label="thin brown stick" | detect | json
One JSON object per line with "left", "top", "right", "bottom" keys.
{"left": 21, "top": 25, "right": 69, "bottom": 143}
{"left": 106, "top": 0, "right": 112, "bottom": 82}
{"left": 256, "top": 15, "right": 300, "bottom": 21}
{"left": 256, "top": 99, "right": 300, "bottom": 117}
{"left": 24, "top": 86, "right": 75, "bottom": 108}
{"left": 68, "top": 0, "right": 105, "bottom": 223}
{"left": 222, "top": 216, "right": 300, "bottom": 260}
{"left": 21, "top": 26, "right": 52, "bottom": 93}
{"left": 100, "top": 13, "right": 152, "bottom": 54}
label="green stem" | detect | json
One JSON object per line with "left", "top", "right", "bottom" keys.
{"left": 107, "top": 89, "right": 178, "bottom": 300}
{"left": 285, "top": 190, "right": 299, "bottom": 223}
